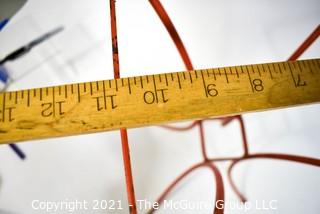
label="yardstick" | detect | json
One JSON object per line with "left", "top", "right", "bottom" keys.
{"left": 0, "top": 59, "right": 319, "bottom": 144}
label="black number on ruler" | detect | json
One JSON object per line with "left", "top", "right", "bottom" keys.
{"left": 143, "top": 89, "right": 169, "bottom": 104}
{"left": 41, "top": 101, "right": 65, "bottom": 117}
{"left": 206, "top": 84, "right": 218, "bottom": 97}
{"left": 252, "top": 79, "right": 264, "bottom": 92}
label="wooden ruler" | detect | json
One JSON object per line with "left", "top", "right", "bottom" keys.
{"left": 0, "top": 59, "right": 319, "bottom": 144}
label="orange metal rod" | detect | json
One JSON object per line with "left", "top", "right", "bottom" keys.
{"left": 109, "top": 1, "right": 137, "bottom": 213}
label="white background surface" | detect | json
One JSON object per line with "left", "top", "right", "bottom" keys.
{"left": 0, "top": 0, "right": 319, "bottom": 213}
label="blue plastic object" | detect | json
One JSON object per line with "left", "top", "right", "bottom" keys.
{"left": 0, "top": 66, "right": 9, "bottom": 83}
{"left": 0, "top": 19, "right": 9, "bottom": 31}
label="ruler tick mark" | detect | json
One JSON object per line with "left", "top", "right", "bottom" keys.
{"left": 96, "top": 81, "right": 100, "bottom": 91}
{"left": 212, "top": 69, "right": 216, "bottom": 80}
{"left": 206, "top": 69, "right": 210, "bottom": 77}
{"left": 152, "top": 75, "right": 159, "bottom": 102}
{"left": 288, "top": 62, "right": 297, "bottom": 87}
{"left": 267, "top": 64, "right": 274, "bottom": 79}
{"left": 223, "top": 67, "right": 229, "bottom": 83}
{"left": 165, "top": 74, "right": 169, "bottom": 86}
{"left": 277, "top": 63, "right": 282, "bottom": 74}
{"left": 140, "top": 76, "right": 143, "bottom": 88}
{"left": 194, "top": 70, "right": 198, "bottom": 78}
{"left": 83, "top": 83, "right": 87, "bottom": 93}
{"left": 90, "top": 82, "right": 93, "bottom": 95}
{"left": 27, "top": 90, "right": 30, "bottom": 107}
{"left": 235, "top": 67, "right": 239, "bottom": 78}
{"left": 245, "top": 66, "right": 254, "bottom": 93}
{"left": 40, "top": 88, "right": 43, "bottom": 101}
{"left": 307, "top": 60, "right": 314, "bottom": 74}
{"left": 257, "top": 65, "right": 261, "bottom": 76}
{"left": 115, "top": 79, "right": 118, "bottom": 91}
{"left": 65, "top": 85, "right": 68, "bottom": 98}
{"left": 176, "top": 73, "right": 182, "bottom": 89}
{"left": 77, "top": 84, "right": 81, "bottom": 103}
{"left": 182, "top": 72, "right": 186, "bottom": 80}
{"left": 200, "top": 70, "right": 208, "bottom": 97}
{"left": 103, "top": 81, "right": 107, "bottom": 109}
{"left": 127, "top": 78, "right": 132, "bottom": 94}
{"left": 189, "top": 72, "right": 193, "bottom": 83}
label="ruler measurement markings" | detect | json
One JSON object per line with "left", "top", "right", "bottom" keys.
{"left": 114, "top": 79, "right": 118, "bottom": 91}
{"left": 95, "top": 81, "right": 99, "bottom": 91}
{"left": 83, "top": 83, "right": 87, "bottom": 93}
{"left": 158, "top": 74, "right": 162, "bottom": 83}
{"left": 212, "top": 68, "right": 217, "bottom": 80}
{"left": 200, "top": 70, "right": 208, "bottom": 97}
{"left": 194, "top": 70, "right": 198, "bottom": 78}
{"left": 266, "top": 64, "right": 274, "bottom": 79}
{"left": 39, "top": 88, "right": 43, "bottom": 101}
{"left": 189, "top": 72, "right": 193, "bottom": 83}
{"left": 0, "top": 59, "right": 319, "bottom": 144}
{"left": 64, "top": 85, "right": 68, "bottom": 98}
{"left": 223, "top": 67, "right": 229, "bottom": 83}
{"left": 287, "top": 61, "right": 298, "bottom": 87}
{"left": 271, "top": 63, "right": 276, "bottom": 74}
{"left": 77, "top": 84, "right": 81, "bottom": 103}
{"left": 102, "top": 81, "right": 107, "bottom": 109}
{"left": 245, "top": 65, "right": 254, "bottom": 93}
{"left": 152, "top": 75, "right": 159, "bottom": 102}
{"left": 206, "top": 69, "right": 210, "bottom": 77}
{"left": 140, "top": 76, "right": 144, "bottom": 88}
{"left": 307, "top": 60, "right": 314, "bottom": 74}
{"left": 256, "top": 65, "right": 262, "bottom": 76}
{"left": 89, "top": 82, "right": 93, "bottom": 95}
{"left": 233, "top": 67, "right": 239, "bottom": 78}
{"left": 165, "top": 73, "right": 169, "bottom": 86}
{"left": 277, "top": 63, "right": 282, "bottom": 74}
{"left": 176, "top": 73, "right": 182, "bottom": 89}
{"left": 27, "top": 90, "right": 30, "bottom": 107}
{"left": 127, "top": 78, "right": 132, "bottom": 94}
